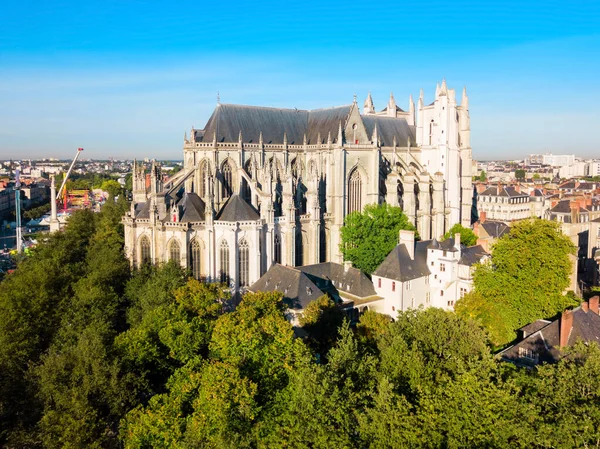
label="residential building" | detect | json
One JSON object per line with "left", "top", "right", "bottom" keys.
{"left": 499, "top": 297, "right": 600, "bottom": 367}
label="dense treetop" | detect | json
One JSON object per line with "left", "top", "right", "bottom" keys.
{"left": 340, "top": 203, "right": 416, "bottom": 274}
{"left": 0, "top": 205, "right": 597, "bottom": 448}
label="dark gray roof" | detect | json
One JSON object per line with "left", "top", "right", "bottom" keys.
{"left": 372, "top": 241, "right": 431, "bottom": 282}
{"left": 306, "top": 106, "right": 352, "bottom": 144}
{"left": 549, "top": 200, "right": 572, "bottom": 214}
{"left": 216, "top": 194, "right": 260, "bottom": 222}
{"left": 179, "top": 192, "right": 205, "bottom": 222}
{"left": 135, "top": 202, "right": 151, "bottom": 219}
{"left": 299, "top": 262, "right": 377, "bottom": 298}
{"left": 499, "top": 306, "right": 600, "bottom": 367}
{"left": 480, "top": 186, "right": 528, "bottom": 198}
{"left": 362, "top": 115, "right": 415, "bottom": 146}
{"left": 196, "top": 103, "right": 351, "bottom": 145}
{"left": 459, "top": 245, "right": 488, "bottom": 266}
{"left": 249, "top": 264, "right": 324, "bottom": 310}
{"left": 519, "top": 319, "right": 551, "bottom": 338}
{"left": 481, "top": 221, "right": 510, "bottom": 238}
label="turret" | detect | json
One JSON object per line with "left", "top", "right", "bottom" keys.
{"left": 408, "top": 94, "right": 415, "bottom": 126}
{"left": 364, "top": 91, "right": 375, "bottom": 115}
{"left": 387, "top": 92, "right": 397, "bottom": 117}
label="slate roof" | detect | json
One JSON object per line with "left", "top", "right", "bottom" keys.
{"left": 179, "top": 192, "right": 205, "bottom": 222}
{"left": 372, "top": 240, "right": 431, "bottom": 282}
{"left": 135, "top": 202, "right": 151, "bottom": 219}
{"left": 194, "top": 103, "right": 415, "bottom": 147}
{"left": 499, "top": 305, "right": 600, "bottom": 367}
{"left": 362, "top": 115, "right": 416, "bottom": 146}
{"left": 480, "top": 186, "right": 528, "bottom": 198}
{"left": 459, "top": 245, "right": 488, "bottom": 266}
{"left": 249, "top": 264, "right": 323, "bottom": 310}
{"left": 549, "top": 200, "right": 574, "bottom": 214}
{"left": 196, "top": 104, "right": 352, "bottom": 145}
{"left": 481, "top": 221, "right": 510, "bottom": 238}
{"left": 216, "top": 194, "right": 260, "bottom": 222}
{"left": 299, "top": 262, "right": 377, "bottom": 299}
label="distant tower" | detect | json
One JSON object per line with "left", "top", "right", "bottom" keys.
{"left": 132, "top": 160, "right": 147, "bottom": 203}
{"left": 364, "top": 92, "right": 375, "bottom": 115}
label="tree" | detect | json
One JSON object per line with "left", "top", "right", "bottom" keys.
{"left": 455, "top": 218, "right": 577, "bottom": 346}
{"left": 442, "top": 223, "right": 477, "bottom": 246}
{"left": 340, "top": 203, "right": 416, "bottom": 274}
{"left": 532, "top": 173, "right": 541, "bottom": 180}
{"left": 101, "top": 179, "right": 123, "bottom": 198}
{"left": 298, "top": 294, "right": 345, "bottom": 356}
{"left": 478, "top": 170, "right": 487, "bottom": 182}
{"left": 515, "top": 169, "right": 526, "bottom": 180}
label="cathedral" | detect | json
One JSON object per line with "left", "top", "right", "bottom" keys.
{"left": 122, "top": 80, "right": 473, "bottom": 293}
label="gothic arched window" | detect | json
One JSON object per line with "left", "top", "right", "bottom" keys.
{"left": 140, "top": 235, "right": 151, "bottom": 266}
{"left": 274, "top": 234, "right": 281, "bottom": 264}
{"left": 222, "top": 160, "right": 232, "bottom": 199}
{"left": 189, "top": 239, "right": 201, "bottom": 280}
{"left": 219, "top": 240, "right": 230, "bottom": 284}
{"left": 239, "top": 238, "right": 249, "bottom": 287}
{"left": 348, "top": 168, "right": 362, "bottom": 215}
{"left": 169, "top": 239, "right": 181, "bottom": 265}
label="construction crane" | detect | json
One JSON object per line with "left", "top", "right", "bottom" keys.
{"left": 56, "top": 147, "right": 84, "bottom": 204}
{"left": 49, "top": 148, "right": 84, "bottom": 233}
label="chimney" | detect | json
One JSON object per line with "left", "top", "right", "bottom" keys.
{"left": 479, "top": 211, "right": 487, "bottom": 223}
{"left": 590, "top": 296, "right": 599, "bottom": 315}
{"left": 582, "top": 301, "right": 589, "bottom": 313}
{"left": 515, "top": 183, "right": 520, "bottom": 193}
{"left": 399, "top": 230, "right": 415, "bottom": 260}
{"left": 497, "top": 182, "right": 502, "bottom": 195}
{"left": 454, "top": 232, "right": 461, "bottom": 250}
{"left": 559, "top": 310, "right": 573, "bottom": 348}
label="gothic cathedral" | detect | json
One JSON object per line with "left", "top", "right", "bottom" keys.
{"left": 123, "top": 81, "right": 473, "bottom": 293}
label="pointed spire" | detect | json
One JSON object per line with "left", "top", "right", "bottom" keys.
{"left": 364, "top": 91, "right": 375, "bottom": 114}
{"left": 393, "top": 135, "right": 397, "bottom": 148}
{"left": 303, "top": 133, "right": 307, "bottom": 146}
{"left": 435, "top": 83, "right": 440, "bottom": 97}
{"left": 283, "top": 132, "right": 288, "bottom": 146}
{"left": 461, "top": 86, "right": 469, "bottom": 108}
{"left": 441, "top": 78, "right": 447, "bottom": 93}
{"left": 408, "top": 94, "right": 415, "bottom": 126}
{"left": 184, "top": 131, "right": 187, "bottom": 143}
{"left": 372, "top": 124, "right": 378, "bottom": 144}
{"left": 418, "top": 88, "right": 424, "bottom": 110}
{"left": 387, "top": 92, "right": 397, "bottom": 117}
{"left": 327, "top": 131, "right": 332, "bottom": 146}
{"left": 238, "top": 130, "right": 243, "bottom": 143}
{"left": 216, "top": 91, "right": 220, "bottom": 105}
{"left": 337, "top": 121, "right": 343, "bottom": 146}
{"left": 353, "top": 93, "right": 357, "bottom": 104}
{"left": 190, "top": 126, "right": 195, "bottom": 143}
{"left": 213, "top": 131, "right": 217, "bottom": 146}
{"left": 259, "top": 131, "right": 263, "bottom": 147}
{"left": 317, "top": 132, "right": 321, "bottom": 145}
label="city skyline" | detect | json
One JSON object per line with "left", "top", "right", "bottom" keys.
{"left": 2, "top": 0, "right": 599, "bottom": 160}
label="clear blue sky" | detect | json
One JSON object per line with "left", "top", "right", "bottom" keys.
{"left": 1, "top": 0, "right": 599, "bottom": 160}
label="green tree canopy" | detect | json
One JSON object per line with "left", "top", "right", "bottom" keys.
{"left": 442, "top": 223, "right": 478, "bottom": 246}
{"left": 340, "top": 203, "right": 416, "bottom": 274}
{"left": 101, "top": 179, "right": 123, "bottom": 198}
{"left": 455, "top": 218, "right": 577, "bottom": 346}
{"left": 515, "top": 169, "right": 526, "bottom": 180}
{"left": 478, "top": 170, "right": 487, "bottom": 181}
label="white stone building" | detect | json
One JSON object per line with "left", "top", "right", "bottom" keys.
{"left": 370, "top": 230, "right": 488, "bottom": 316}
{"left": 123, "top": 81, "right": 473, "bottom": 294}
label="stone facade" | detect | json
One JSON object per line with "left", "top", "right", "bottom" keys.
{"left": 123, "top": 82, "right": 473, "bottom": 294}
